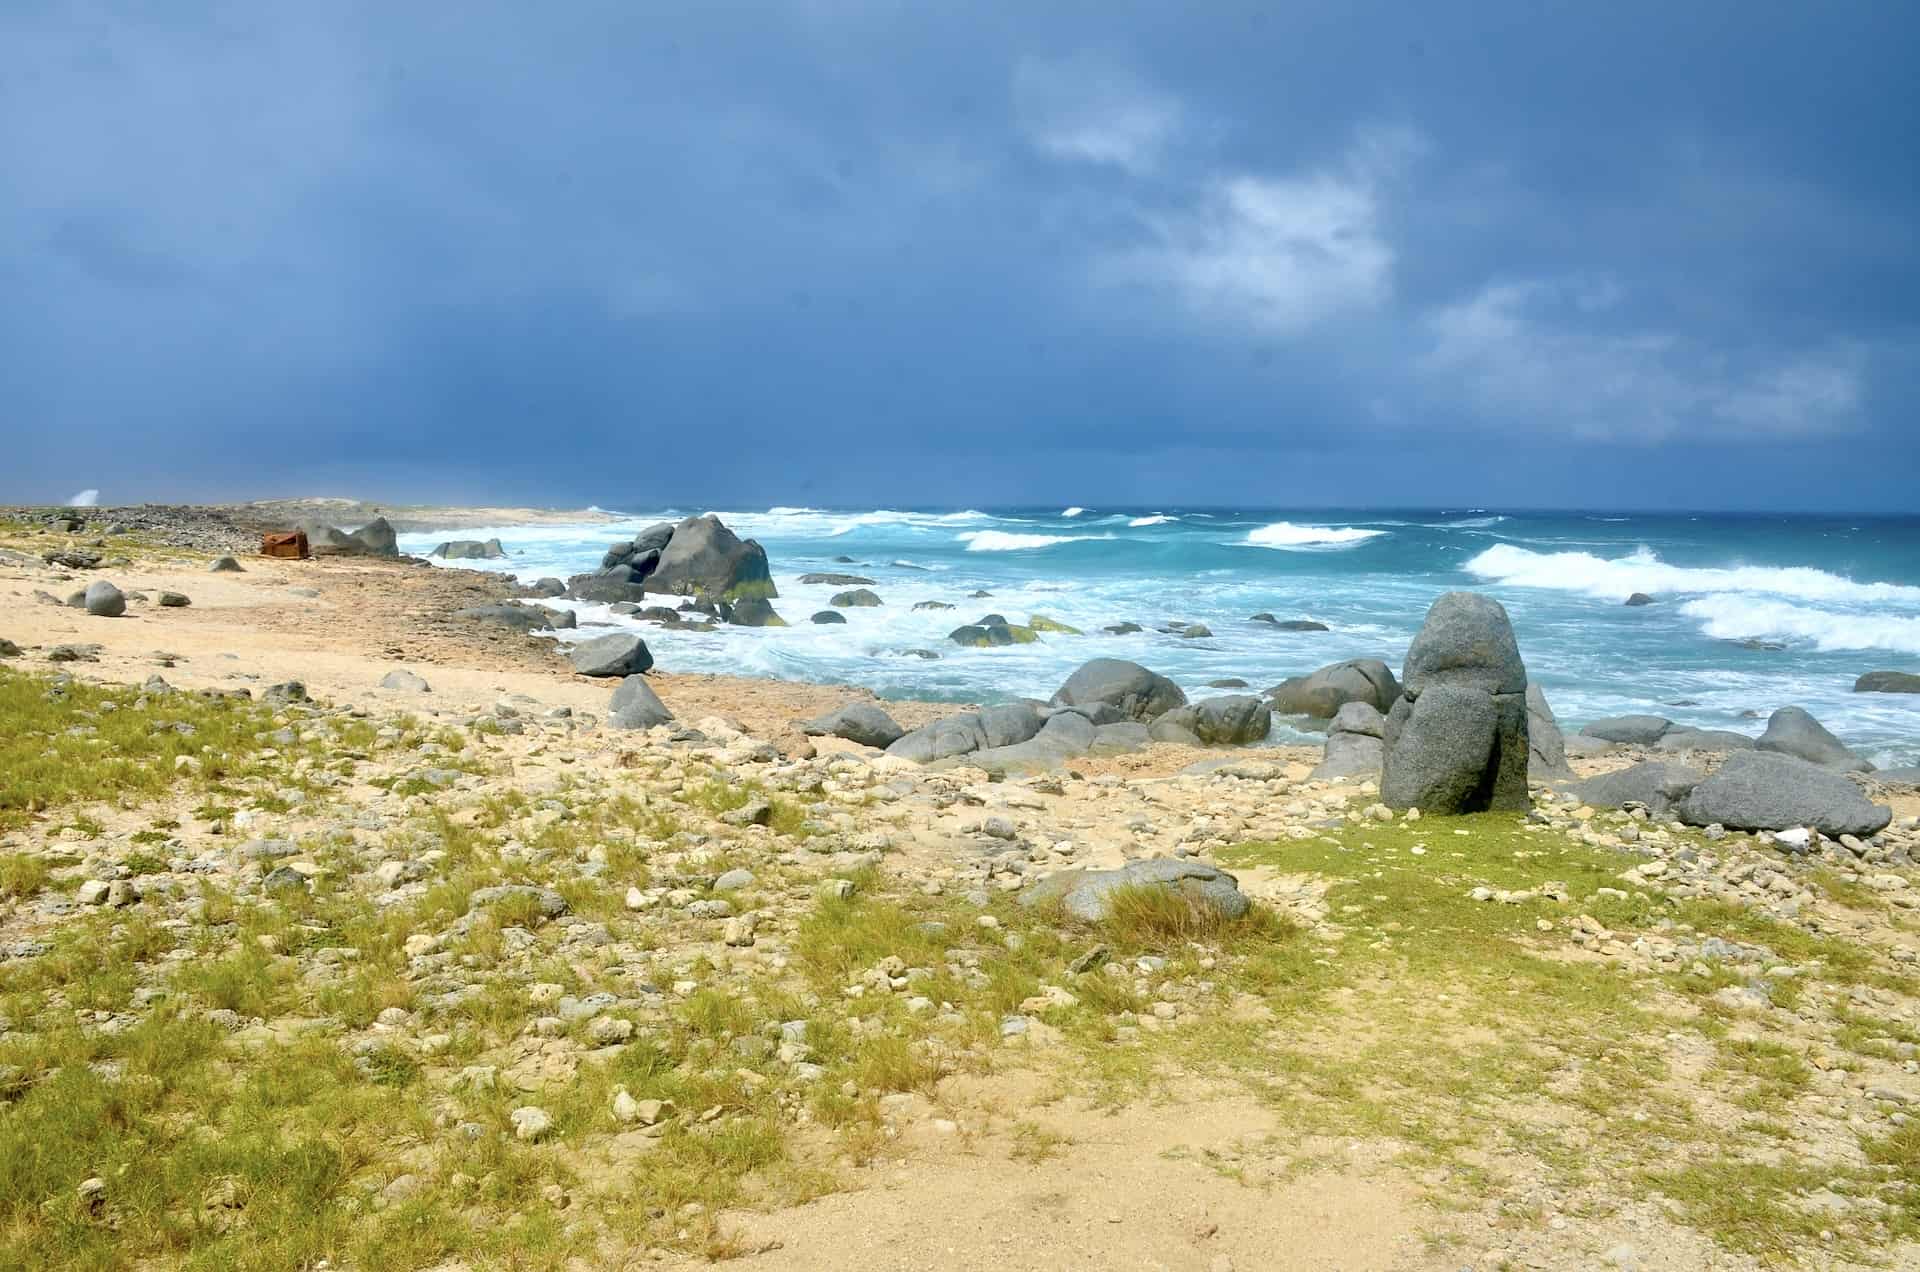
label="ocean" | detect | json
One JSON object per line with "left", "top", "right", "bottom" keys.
{"left": 397, "top": 508, "right": 1920, "bottom": 769}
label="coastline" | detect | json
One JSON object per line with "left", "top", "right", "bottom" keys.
{"left": 2, "top": 500, "right": 1918, "bottom": 1269}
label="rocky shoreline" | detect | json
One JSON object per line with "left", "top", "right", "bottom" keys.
{"left": 2, "top": 502, "right": 1919, "bottom": 1269}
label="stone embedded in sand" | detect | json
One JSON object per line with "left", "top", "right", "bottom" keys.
{"left": 567, "top": 633, "right": 653, "bottom": 678}
{"left": 157, "top": 591, "right": 190, "bottom": 608}
{"left": 380, "top": 670, "right": 431, "bottom": 693}
{"left": 608, "top": 675, "right": 673, "bottom": 730}
{"left": 1020, "top": 858, "right": 1251, "bottom": 923}
{"left": 802, "top": 703, "right": 905, "bottom": 749}
{"left": 1381, "top": 592, "right": 1530, "bottom": 814}
{"left": 1148, "top": 695, "right": 1272, "bottom": 746}
{"left": 208, "top": 556, "right": 243, "bottom": 572}
{"left": 83, "top": 581, "right": 126, "bottom": 617}
{"left": 1678, "top": 750, "right": 1890, "bottom": 837}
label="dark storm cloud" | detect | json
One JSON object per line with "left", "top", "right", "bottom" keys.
{"left": 3, "top": 0, "right": 1916, "bottom": 509}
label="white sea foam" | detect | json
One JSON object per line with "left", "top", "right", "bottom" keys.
{"left": 1061, "top": 506, "right": 1087, "bottom": 518}
{"left": 1464, "top": 544, "right": 1920, "bottom": 604}
{"left": 67, "top": 488, "right": 100, "bottom": 507}
{"left": 1128, "top": 514, "right": 1174, "bottom": 527}
{"left": 1241, "top": 522, "right": 1386, "bottom": 549}
{"left": 1679, "top": 596, "right": 1920, "bottom": 656}
{"left": 1430, "top": 515, "right": 1507, "bottom": 529}
{"left": 957, "top": 530, "right": 1114, "bottom": 552}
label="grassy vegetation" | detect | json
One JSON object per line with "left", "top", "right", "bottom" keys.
{"left": 0, "top": 667, "right": 378, "bottom": 831}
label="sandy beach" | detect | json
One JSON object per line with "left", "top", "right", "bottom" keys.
{"left": 1, "top": 503, "right": 1917, "bottom": 1271}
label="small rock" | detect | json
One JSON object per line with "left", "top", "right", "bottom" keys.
{"left": 510, "top": 1106, "right": 554, "bottom": 1141}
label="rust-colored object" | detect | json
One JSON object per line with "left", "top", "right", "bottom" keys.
{"left": 260, "top": 530, "right": 310, "bottom": 560}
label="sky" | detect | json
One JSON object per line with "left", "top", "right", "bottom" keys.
{"left": 3, "top": 1, "right": 1917, "bottom": 511}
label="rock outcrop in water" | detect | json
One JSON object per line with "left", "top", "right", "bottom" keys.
{"left": 1856, "top": 670, "right": 1920, "bottom": 694}
{"left": 574, "top": 516, "right": 774, "bottom": 604}
{"left": 1381, "top": 592, "right": 1529, "bottom": 814}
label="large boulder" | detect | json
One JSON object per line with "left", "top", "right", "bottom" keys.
{"left": 1020, "top": 858, "right": 1251, "bottom": 923}
{"left": 1678, "top": 751, "right": 1890, "bottom": 837}
{"left": 567, "top": 633, "right": 653, "bottom": 677}
{"left": 1526, "top": 685, "right": 1574, "bottom": 780}
{"left": 1310, "top": 700, "right": 1386, "bottom": 780}
{"left": 886, "top": 715, "right": 989, "bottom": 763}
{"left": 979, "top": 702, "right": 1045, "bottom": 748}
{"left": 1051, "top": 658, "right": 1186, "bottom": 723}
{"left": 83, "top": 581, "right": 126, "bottom": 618}
{"left": 432, "top": 538, "right": 506, "bottom": 560}
{"left": 1755, "top": 706, "right": 1872, "bottom": 772}
{"left": 802, "top": 703, "right": 905, "bottom": 749}
{"left": 1402, "top": 592, "right": 1527, "bottom": 697}
{"left": 1381, "top": 593, "right": 1529, "bottom": 814}
{"left": 1088, "top": 721, "right": 1153, "bottom": 755}
{"left": 1855, "top": 671, "right": 1920, "bottom": 694}
{"left": 608, "top": 675, "right": 674, "bottom": 730}
{"left": 566, "top": 572, "right": 650, "bottom": 604}
{"left": 644, "top": 515, "right": 775, "bottom": 601}
{"left": 302, "top": 517, "right": 399, "bottom": 557}
{"left": 351, "top": 518, "right": 399, "bottom": 556}
{"left": 1265, "top": 659, "right": 1401, "bottom": 718}
{"left": 1148, "top": 695, "right": 1272, "bottom": 746}
{"left": 1579, "top": 716, "right": 1674, "bottom": 746}
{"left": 1578, "top": 761, "right": 1704, "bottom": 818}
{"left": 967, "top": 712, "right": 1099, "bottom": 772}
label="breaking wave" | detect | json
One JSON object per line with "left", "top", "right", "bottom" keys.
{"left": 1463, "top": 544, "right": 1920, "bottom": 605}
{"left": 1241, "top": 522, "right": 1386, "bottom": 550}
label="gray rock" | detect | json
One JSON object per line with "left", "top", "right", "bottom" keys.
{"left": 380, "top": 670, "right": 431, "bottom": 693}
{"left": 810, "top": 610, "right": 847, "bottom": 624}
{"left": 207, "top": 556, "right": 243, "bottom": 572}
{"left": 1564, "top": 733, "right": 1615, "bottom": 758}
{"left": 979, "top": 702, "right": 1045, "bottom": 748}
{"left": 1624, "top": 592, "right": 1655, "bottom": 606}
{"left": 1526, "top": 685, "right": 1574, "bottom": 779}
{"left": 568, "top": 633, "right": 653, "bottom": 678}
{"left": 1250, "top": 614, "right": 1329, "bottom": 631}
{"left": 1579, "top": 716, "right": 1674, "bottom": 746}
{"left": 968, "top": 713, "right": 1099, "bottom": 772}
{"left": 157, "top": 591, "right": 190, "bottom": 608}
{"left": 799, "top": 573, "right": 875, "bottom": 586}
{"left": 455, "top": 604, "right": 553, "bottom": 632}
{"left": 886, "top": 714, "right": 989, "bottom": 763}
{"left": 525, "top": 577, "right": 567, "bottom": 598}
{"left": 1654, "top": 728, "right": 1754, "bottom": 753}
{"left": 0, "top": 638, "right": 18, "bottom": 658}
{"left": 1401, "top": 591, "right": 1526, "bottom": 697}
{"left": 1855, "top": 670, "right": 1920, "bottom": 694}
{"left": 608, "top": 675, "right": 673, "bottom": 730}
{"left": 1021, "top": 858, "right": 1251, "bottom": 923}
{"left": 802, "top": 703, "right": 905, "bottom": 749}
{"left": 1050, "top": 658, "right": 1187, "bottom": 723}
{"left": 1579, "top": 761, "right": 1705, "bottom": 818}
{"left": 1149, "top": 695, "right": 1271, "bottom": 746}
{"left": 1381, "top": 593, "right": 1529, "bottom": 814}
{"left": 1380, "top": 685, "right": 1500, "bottom": 812}
{"left": 1088, "top": 721, "right": 1152, "bottom": 755}
{"left": 1265, "top": 658, "right": 1401, "bottom": 718}
{"left": 1754, "top": 706, "right": 1872, "bottom": 772}
{"left": 350, "top": 518, "right": 399, "bottom": 556}
{"left": 1679, "top": 751, "right": 1891, "bottom": 836}
{"left": 537, "top": 606, "right": 576, "bottom": 630}
{"left": 83, "top": 581, "right": 126, "bottom": 617}
{"left": 432, "top": 538, "right": 507, "bottom": 560}
{"left": 728, "top": 597, "right": 786, "bottom": 627}
{"left": 1329, "top": 700, "right": 1386, "bottom": 738}
{"left": 1103, "top": 622, "right": 1144, "bottom": 635}
{"left": 468, "top": 885, "right": 570, "bottom": 921}
{"left": 1872, "top": 767, "right": 1920, "bottom": 787}
{"left": 1312, "top": 700, "right": 1389, "bottom": 779}
{"left": 830, "top": 588, "right": 882, "bottom": 607}
{"left": 645, "top": 514, "right": 775, "bottom": 601}
{"left": 712, "top": 869, "right": 755, "bottom": 891}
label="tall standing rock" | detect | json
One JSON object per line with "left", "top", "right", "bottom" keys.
{"left": 1382, "top": 592, "right": 1530, "bottom": 813}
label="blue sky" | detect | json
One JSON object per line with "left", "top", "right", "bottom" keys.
{"left": 3, "top": 1, "right": 1916, "bottom": 510}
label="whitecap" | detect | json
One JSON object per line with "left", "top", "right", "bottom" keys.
{"left": 1061, "top": 507, "right": 1087, "bottom": 518}
{"left": 1463, "top": 544, "right": 1920, "bottom": 605}
{"left": 1679, "top": 595, "right": 1920, "bottom": 656}
{"left": 1241, "top": 522, "right": 1387, "bottom": 550}
{"left": 1128, "top": 514, "right": 1175, "bottom": 527}
{"left": 957, "top": 530, "right": 1115, "bottom": 552}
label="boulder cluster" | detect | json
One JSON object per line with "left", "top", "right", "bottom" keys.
{"left": 572, "top": 516, "right": 776, "bottom": 615}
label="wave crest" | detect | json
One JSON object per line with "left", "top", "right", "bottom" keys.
{"left": 1242, "top": 522, "right": 1386, "bottom": 550}
{"left": 1681, "top": 595, "right": 1920, "bottom": 656}
{"left": 1463, "top": 544, "right": 1920, "bottom": 604}
{"left": 957, "top": 530, "right": 1114, "bottom": 552}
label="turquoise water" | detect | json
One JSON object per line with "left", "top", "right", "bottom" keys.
{"left": 397, "top": 507, "right": 1920, "bottom": 767}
